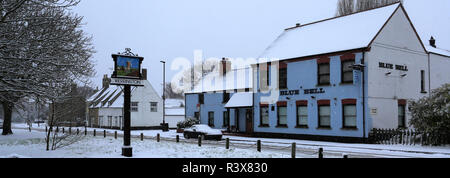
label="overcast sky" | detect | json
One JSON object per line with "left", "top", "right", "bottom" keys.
{"left": 72, "top": 0, "right": 450, "bottom": 95}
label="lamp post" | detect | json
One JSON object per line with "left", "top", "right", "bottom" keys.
{"left": 160, "top": 60, "right": 168, "bottom": 132}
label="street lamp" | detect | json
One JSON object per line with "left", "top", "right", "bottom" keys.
{"left": 160, "top": 60, "right": 168, "bottom": 132}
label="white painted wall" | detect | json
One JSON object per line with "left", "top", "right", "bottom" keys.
{"left": 429, "top": 53, "right": 450, "bottom": 90}
{"left": 367, "top": 7, "right": 428, "bottom": 129}
{"left": 130, "top": 80, "right": 163, "bottom": 127}
{"left": 98, "top": 107, "right": 123, "bottom": 128}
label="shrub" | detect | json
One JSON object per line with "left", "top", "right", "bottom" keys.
{"left": 177, "top": 117, "right": 200, "bottom": 129}
{"left": 409, "top": 84, "right": 450, "bottom": 144}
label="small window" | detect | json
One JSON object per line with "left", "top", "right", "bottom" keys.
{"left": 208, "top": 112, "right": 214, "bottom": 127}
{"left": 260, "top": 106, "right": 269, "bottom": 126}
{"left": 398, "top": 105, "right": 406, "bottom": 128}
{"left": 343, "top": 105, "right": 357, "bottom": 128}
{"left": 199, "top": 93, "right": 204, "bottom": 104}
{"left": 297, "top": 106, "right": 308, "bottom": 127}
{"left": 318, "top": 63, "right": 330, "bottom": 85}
{"left": 342, "top": 60, "right": 355, "bottom": 83}
{"left": 108, "top": 116, "right": 112, "bottom": 127}
{"left": 279, "top": 68, "right": 287, "bottom": 89}
{"left": 319, "top": 105, "right": 331, "bottom": 128}
{"left": 277, "top": 106, "right": 287, "bottom": 127}
{"left": 98, "top": 116, "right": 104, "bottom": 126}
{"left": 421, "top": 70, "right": 426, "bottom": 93}
{"left": 223, "top": 111, "right": 229, "bottom": 127}
{"left": 150, "top": 102, "right": 158, "bottom": 112}
{"left": 194, "top": 112, "right": 200, "bottom": 120}
{"left": 223, "top": 92, "right": 230, "bottom": 103}
{"left": 131, "top": 102, "right": 139, "bottom": 112}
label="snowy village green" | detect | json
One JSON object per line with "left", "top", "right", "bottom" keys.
{"left": 1, "top": 0, "right": 450, "bottom": 170}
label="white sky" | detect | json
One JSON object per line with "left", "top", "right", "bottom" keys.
{"left": 72, "top": 0, "right": 450, "bottom": 95}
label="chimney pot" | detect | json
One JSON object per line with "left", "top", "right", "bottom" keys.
{"left": 142, "top": 68, "right": 147, "bottom": 80}
{"left": 102, "top": 74, "right": 110, "bottom": 89}
{"left": 430, "top": 36, "right": 436, "bottom": 48}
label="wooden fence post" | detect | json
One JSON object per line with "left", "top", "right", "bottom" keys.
{"left": 226, "top": 138, "right": 229, "bottom": 149}
{"left": 93, "top": 129, "right": 96, "bottom": 137}
{"left": 291, "top": 142, "right": 296, "bottom": 158}
{"left": 69, "top": 127, "right": 72, "bottom": 134}
{"left": 84, "top": 128, "right": 87, "bottom": 136}
{"left": 176, "top": 135, "right": 179, "bottom": 143}
{"left": 45, "top": 126, "right": 48, "bottom": 133}
{"left": 104, "top": 130, "right": 106, "bottom": 138}
{"left": 77, "top": 128, "right": 79, "bottom": 135}
{"left": 62, "top": 127, "right": 65, "bottom": 134}
{"left": 318, "top": 148, "right": 323, "bottom": 159}
{"left": 141, "top": 133, "right": 144, "bottom": 141}
{"left": 257, "top": 140, "right": 261, "bottom": 152}
{"left": 198, "top": 135, "right": 202, "bottom": 147}
{"left": 157, "top": 133, "right": 160, "bottom": 142}
{"left": 114, "top": 131, "right": 117, "bottom": 139}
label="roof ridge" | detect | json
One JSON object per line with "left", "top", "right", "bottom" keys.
{"left": 285, "top": 2, "right": 401, "bottom": 31}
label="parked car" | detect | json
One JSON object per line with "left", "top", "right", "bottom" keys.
{"left": 183, "top": 124, "right": 223, "bottom": 141}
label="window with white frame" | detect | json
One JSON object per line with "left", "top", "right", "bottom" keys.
{"left": 131, "top": 102, "right": 138, "bottom": 112}
{"left": 108, "top": 116, "right": 112, "bottom": 127}
{"left": 297, "top": 105, "right": 308, "bottom": 127}
{"left": 277, "top": 106, "right": 287, "bottom": 127}
{"left": 343, "top": 105, "right": 357, "bottom": 128}
{"left": 342, "top": 60, "right": 355, "bottom": 83}
{"left": 150, "top": 102, "right": 158, "bottom": 112}
{"left": 319, "top": 105, "right": 331, "bottom": 128}
{"left": 98, "top": 116, "right": 104, "bottom": 126}
{"left": 260, "top": 105, "right": 269, "bottom": 126}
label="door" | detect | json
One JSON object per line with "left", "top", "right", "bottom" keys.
{"left": 245, "top": 108, "right": 253, "bottom": 134}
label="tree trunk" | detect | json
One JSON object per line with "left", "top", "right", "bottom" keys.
{"left": 2, "top": 101, "right": 14, "bottom": 135}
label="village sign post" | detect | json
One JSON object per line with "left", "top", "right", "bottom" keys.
{"left": 110, "top": 48, "right": 144, "bottom": 157}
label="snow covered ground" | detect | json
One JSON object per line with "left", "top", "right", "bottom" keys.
{"left": 3, "top": 123, "right": 450, "bottom": 158}
{"left": 0, "top": 128, "right": 292, "bottom": 158}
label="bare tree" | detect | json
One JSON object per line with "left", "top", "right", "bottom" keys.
{"left": 0, "top": 0, "right": 95, "bottom": 135}
{"left": 336, "top": 0, "right": 403, "bottom": 16}
{"left": 170, "top": 59, "right": 219, "bottom": 95}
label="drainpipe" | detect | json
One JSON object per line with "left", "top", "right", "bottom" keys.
{"left": 362, "top": 51, "right": 366, "bottom": 143}
{"left": 428, "top": 53, "right": 431, "bottom": 97}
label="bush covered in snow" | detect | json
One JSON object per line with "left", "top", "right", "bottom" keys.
{"left": 177, "top": 117, "right": 200, "bottom": 129}
{"left": 409, "top": 84, "right": 450, "bottom": 144}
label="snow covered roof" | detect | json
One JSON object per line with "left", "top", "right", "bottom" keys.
{"left": 426, "top": 45, "right": 450, "bottom": 57}
{"left": 225, "top": 92, "right": 253, "bottom": 108}
{"left": 258, "top": 3, "right": 401, "bottom": 62}
{"left": 88, "top": 85, "right": 123, "bottom": 109}
{"left": 187, "top": 67, "right": 253, "bottom": 94}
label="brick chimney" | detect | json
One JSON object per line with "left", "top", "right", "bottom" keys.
{"left": 219, "top": 58, "right": 231, "bottom": 77}
{"left": 142, "top": 68, "right": 147, "bottom": 80}
{"left": 102, "top": 74, "right": 110, "bottom": 89}
{"left": 430, "top": 36, "right": 436, "bottom": 48}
